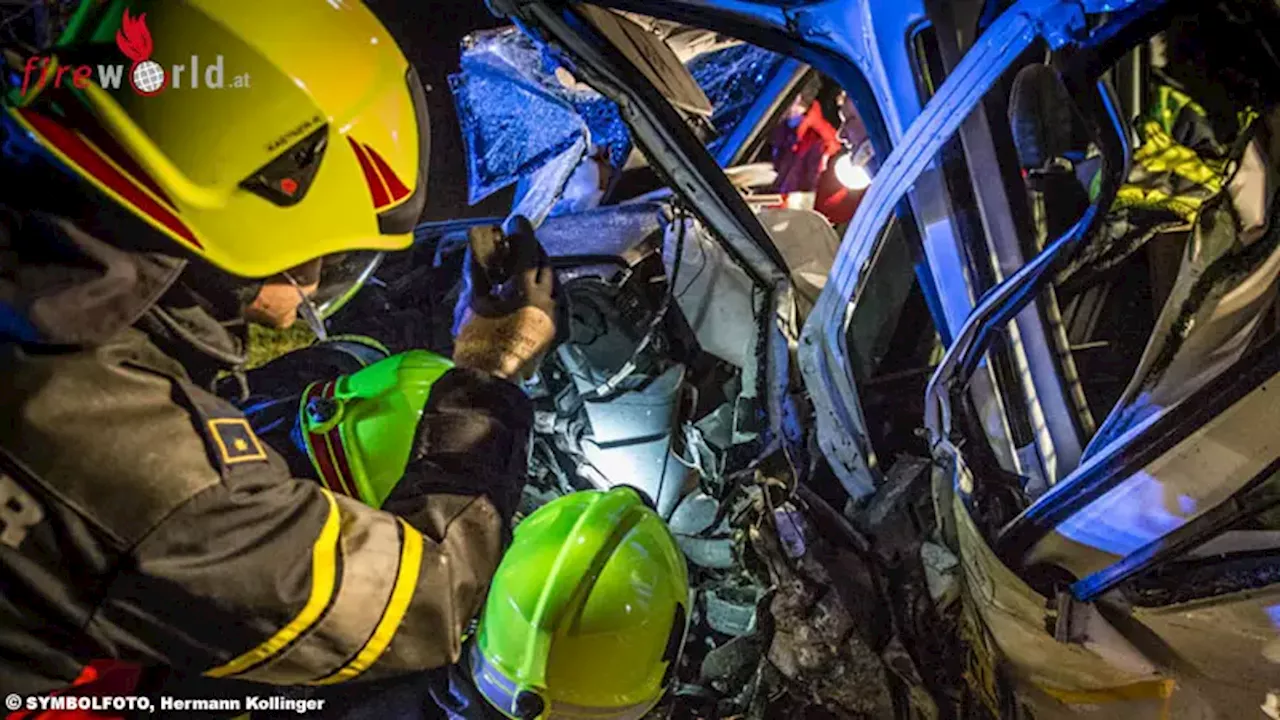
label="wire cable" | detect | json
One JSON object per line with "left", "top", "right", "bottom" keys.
{"left": 585, "top": 203, "right": 688, "bottom": 399}
{"left": 630, "top": 203, "right": 691, "bottom": 516}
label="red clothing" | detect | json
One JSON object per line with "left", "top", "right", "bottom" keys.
{"left": 814, "top": 163, "right": 866, "bottom": 226}
{"left": 771, "top": 102, "right": 841, "bottom": 195}
{"left": 771, "top": 102, "right": 862, "bottom": 224}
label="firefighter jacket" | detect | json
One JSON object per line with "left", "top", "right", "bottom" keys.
{"left": 0, "top": 206, "right": 533, "bottom": 695}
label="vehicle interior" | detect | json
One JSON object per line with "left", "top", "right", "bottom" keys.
{"left": 291, "top": 1, "right": 1280, "bottom": 715}
{"left": 878, "top": 5, "right": 1280, "bottom": 715}
{"left": 4, "top": 0, "right": 1279, "bottom": 715}
{"left": 419, "top": 8, "right": 946, "bottom": 477}
{"left": 1005, "top": 32, "right": 1280, "bottom": 462}
{"left": 997, "top": 9, "right": 1280, "bottom": 520}
{"left": 908, "top": 0, "right": 1280, "bottom": 628}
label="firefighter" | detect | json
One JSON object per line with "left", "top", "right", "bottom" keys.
{"left": 0, "top": 0, "right": 555, "bottom": 702}
{"left": 206, "top": 220, "right": 689, "bottom": 719}
{"left": 769, "top": 80, "right": 842, "bottom": 208}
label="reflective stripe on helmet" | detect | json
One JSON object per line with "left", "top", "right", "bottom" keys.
{"left": 469, "top": 643, "right": 657, "bottom": 720}
{"left": 13, "top": 107, "right": 201, "bottom": 249}
{"left": 298, "top": 351, "right": 454, "bottom": 510}
{"left": 300, "top": 380, "right": 361, "bottom": 500}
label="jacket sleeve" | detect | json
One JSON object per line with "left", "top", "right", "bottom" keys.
{"left": 96, "top": 365, "right": 532, "bottom": 686}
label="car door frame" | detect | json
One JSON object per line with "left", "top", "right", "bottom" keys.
{"left": 916, "top": 0, "right": 1262, "bottom": 567}
{"left": 805, "top": 0, "right": 1161, "bottom": 502}
{"left": 999, "top": 331, "right": 1280, "bottom": 601}
{"left": 520, "top": 0, "right": 988, "bottom": 501}
{"left": 486, "top": 0, "right": 936, "bottom": 465}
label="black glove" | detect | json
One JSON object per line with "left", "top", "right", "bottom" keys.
{"left": 384, "top": 367, "right": 533, "bottom": 525}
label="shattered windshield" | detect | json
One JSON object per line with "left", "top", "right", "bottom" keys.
{"left": 448, "top": 27, "right": 631, "bottom": 206}
{"left": 449, "top": 24, "right": 785, "bottom": 212}
{"left": 691, "top": 42, "right": 789, "bottom": 155}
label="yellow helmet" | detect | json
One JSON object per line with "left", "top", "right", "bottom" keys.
{"left": 1, "top": 0, "right": 427, "bottom": 278}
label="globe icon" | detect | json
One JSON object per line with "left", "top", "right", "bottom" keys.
{"left": 132, "top": 60, "right": 166, "bottom": 94}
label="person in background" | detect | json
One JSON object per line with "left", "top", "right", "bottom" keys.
{"left": 769, "top": 80, "right": 842, "bottom": 211}
{"left": 814, "top": 91, "right": 874, "bottom": 227}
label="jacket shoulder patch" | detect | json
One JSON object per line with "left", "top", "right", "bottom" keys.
{"left": 208, "top": 418, "right": 269, "bottom": 465}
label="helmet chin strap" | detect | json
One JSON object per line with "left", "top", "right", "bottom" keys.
{"left": 284, "top": 270, "right": 329, "bottom": 341}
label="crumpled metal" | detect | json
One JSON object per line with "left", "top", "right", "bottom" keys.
{"left": 1086, "top": 182, "right": 1280, "bottom": 457}
{"left": 1066, "top": 87, "right": 1280, "bottom": 458}
{"left": 450, "top": 29, "right": 785, "bottom": 212}
{"left": 448, "top": 28, "right": 630, "bottom": 207}
{"left": 510, "top": 136, "right": 588, "bottom": 228}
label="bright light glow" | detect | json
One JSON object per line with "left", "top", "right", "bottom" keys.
{"left": 1055, "top": 470, "right": 1187, "bottom": 559}
{"left": 834, "top": 152, "right": 872, "bottom": 190}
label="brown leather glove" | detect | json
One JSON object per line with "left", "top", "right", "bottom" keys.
{"left": 452, "top": 216, "right": 557, "bottom": 380}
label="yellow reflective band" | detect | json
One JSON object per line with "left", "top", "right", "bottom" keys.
{"left": 1038, "top": 678, "right": 1176, "bottom": 710}
{"left": 1133, "top": 122, "right": 1225, "bottom": 193}
{"left": 1153, "top": 85, "right": 1206, "bottom": 135}
{"left": 311, "top": 519, "right": 424, "bottom": 684}
{"left": 204, "top": 490, "right": 343, "bottom": 678}
{"left": 1114, "top": 186, "right": 1205, "bottom": 222}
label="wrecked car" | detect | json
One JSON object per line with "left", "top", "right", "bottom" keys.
{"left": 271, "top": 0, "right": 1280, "bottom": 718}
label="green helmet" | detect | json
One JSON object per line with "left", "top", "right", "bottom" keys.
{"left": 471, "top": 487, "right": 690, "bottom": 720}
{"left": 299, "top": 349, "right": 453, "bottom": 508}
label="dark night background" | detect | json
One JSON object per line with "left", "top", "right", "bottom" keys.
{"left": 364, "top": 1, "right": 517, "bottom": 222}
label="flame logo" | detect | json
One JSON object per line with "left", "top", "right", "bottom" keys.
{"left": 115, "top": 9, "right": 153, "bottom": 63}
{"left": 114, "top": 8, "right": 166, "bottom": 95}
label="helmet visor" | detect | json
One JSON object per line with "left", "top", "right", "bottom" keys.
{"left": 311, "top": 250, "right": 385, "bottom": 320}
